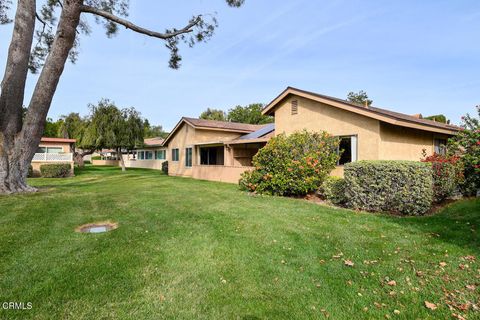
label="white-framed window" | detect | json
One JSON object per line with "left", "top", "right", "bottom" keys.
{"left": 155, "top": 150, "right": 166, "bottom": 160}
{"left": 138, "top": 151, "right": 145, "bottom": 160}
{"left": 172, "top": 148, "right": 179, "bottom": 162}
{"left": 145, "top": 151, "right": 153, "bottom": 160}
{"left": 185, "top": 147, "right": 192, "bottom": 167}
{"left": 337, "top": 135, "right": 357, "bottom": 165}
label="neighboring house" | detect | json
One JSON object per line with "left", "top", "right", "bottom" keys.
{"left": 162, "top": 117, "right": 274, "bottom": 183}
{"left": 31, "top": 137, "right": 76, "bottom": 176}
{"left": 122, "top": 137, "right": 167, "bottom": 170}
{"left": 262, "top": 87, "right": 460, "bottom": 176}
{"left": 104, "top": 87, "right": 460, "bottom": 183}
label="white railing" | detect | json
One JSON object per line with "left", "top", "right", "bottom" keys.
{"left": 32, "top": 153, "right": 73, "bottom": 162}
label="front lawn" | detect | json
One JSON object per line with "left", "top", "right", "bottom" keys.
{"left": 0, "top": 166, "right": 478, "bottom": 319}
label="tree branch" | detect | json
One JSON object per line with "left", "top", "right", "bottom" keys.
{"left": 80, "top": 5, "right": 201, "bottom": 39}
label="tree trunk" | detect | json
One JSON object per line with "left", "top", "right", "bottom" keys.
{"left": 73, "top": 149, "right": 95, "bottom": 167}
{"left": 118, "top": 147, "right": 126, "bottom": 171}
{"left": 0, "top": 0, "right": 37, "bottom": 193}
{"left": 0, "top": 0, "right": 83, "bottom": 194}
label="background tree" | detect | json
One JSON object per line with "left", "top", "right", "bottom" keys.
{"left": 0, "top": 0, "right": 244, "bottom": 194}
{"left": 42, "top": 117, "right": 63, "bottom": 137}
{"left": 143, "top": 120, "right": 168, "bottom": 139}
{"left": 448, "top": 105, "right": 480, "bottom": 196}
{"left": 59, "top": 112, "right": 95, "bottom": 167}
{"left": 227, "top": 103, "right": 273, "bottom": 124}
{"left": 87, "top": 99, "right": 144, "bottom": 171}
{"left": 424, "top": 114, "right": 449, "bottom": 124}
{"left": 199, "top": 108, "right": 227, "bottom": 121}
{"left": 347, "top": 90, "right": 373, "bottom": 107}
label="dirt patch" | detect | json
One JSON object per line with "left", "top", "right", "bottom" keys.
{"left": 75, "top": 221, "right": 118, "bottom": 233}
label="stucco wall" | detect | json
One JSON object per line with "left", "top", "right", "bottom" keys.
{"left": 191, "top": 165, "right": 253, "bottom": 183}
{"left": 166, "top": 123, "right": 242, "bottom": 177}
{"left": 274, "top": 96, "right": 381, "bottom": 161}
{"left": 92, "top": 159, "right": 120, "bottom": 166}
{"left": 124, "top": 159, "right": 164, "bottom": 170}
{"left": 379, "top": 122, "right": 449, "bottom": 160}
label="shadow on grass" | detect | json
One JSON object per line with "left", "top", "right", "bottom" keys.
{"left": 382, "top": 198, "right": 480, "bottom": 254}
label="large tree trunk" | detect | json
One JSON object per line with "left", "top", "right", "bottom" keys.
{"left": 0, "top": 0, "right": 83, "bottom": 194}
{"left": 0, "top": 0, "right": 36, "bottom": 193}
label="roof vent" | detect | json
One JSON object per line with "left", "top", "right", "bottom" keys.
{"left": 291, "top": 100, "right": 298, "bottom": 115}
{"left": 412, "top": 113, "right": 423, "bottom": 119}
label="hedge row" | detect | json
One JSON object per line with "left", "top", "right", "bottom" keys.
{"left": 40, "top": 163, "right": 71, "bottom": 178}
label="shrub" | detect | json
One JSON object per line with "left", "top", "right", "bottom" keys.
{"left": 239, "top": 130, "right": 340, "bottom": 196}
{"left": 320, "top": 176, "right": 346, "bottom": 205}
{"left": 40, "top": 163, "right": 71, "bottom": 178}
{"left": 27, "top": 165, "right": 33, "bottom": 178}
{"left": 421, "top": 153, "right": 463, "bottom": 202}
{"left": 344, "top": 161, "right": 433, "bottom": 215}
{"left": 448, "top": 106, "right": 480, "bottom": 196}
{"left": 162, "top": 161, "right": 168, "bottom": 174}
{"left": 83, "top": 160, "right": 91, "bottom": 165}
{"left": 91, "top": 156, "right": 101, "bottom": 160}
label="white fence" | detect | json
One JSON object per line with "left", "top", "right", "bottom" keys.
{"left": 32, "top": 153, "right": 73, "bottom": 162}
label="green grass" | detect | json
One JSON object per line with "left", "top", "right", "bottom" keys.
{"left": 0, "top": 166, "right": 478, "bottom": 319}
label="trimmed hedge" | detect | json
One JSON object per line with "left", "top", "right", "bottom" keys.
{"left": 320, "top": 176, "right": 346, "bottom": 205}
{"left": 91, "top": 156, "right": 101, "bottom": 160}
{"left": 40, "top": 163, "right": 71, "bottom": 178}
{"left": 27, "top": 165, "right": 33, "bottom": 178}
{"left": 344, "top": 161, "right": 433, "bottom": 215}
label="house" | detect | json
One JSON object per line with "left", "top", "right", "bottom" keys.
{"left": 122, "top": 137, "right": 167, "bottom": 170}
{"left": 261, "top": 87, "right": 460, "bottom": 176}
{"left": 31, "top": 137, "right": 76, "bottom": 176}
{"left": 161, "top": 117, "right": 274, "bottom": 183}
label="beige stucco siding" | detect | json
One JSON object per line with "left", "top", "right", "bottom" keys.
{"left": 379, "top": 123, "right": 449, "bottom": 160}
{"left": 166, "top": 123, "right": 242, "bottom": 177}
{"left": 274, "top": 96, "right": 381, "bottom": 161}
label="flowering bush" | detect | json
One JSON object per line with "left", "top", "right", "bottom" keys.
{"left": 448, "top": 106, "right": 480, "bottom": 196}
{"left": 421, "top": 153, "right": 463, "bottom": 202}
{"left": 239, "top": 130, "right": 340, "bottom": 196}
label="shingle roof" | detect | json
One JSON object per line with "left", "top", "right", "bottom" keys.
{"left": 263, "top": 87, "right": 461, "bottom": 133}
{"left": 183, "top": 117, "right": 265, "bottom": 133}
{"left": 143, "top": 137, "right": 164, "bottom": 146}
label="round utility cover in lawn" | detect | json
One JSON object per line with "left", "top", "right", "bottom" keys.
{"left": 75, "top": 221, "right": 118, "bottom": 233}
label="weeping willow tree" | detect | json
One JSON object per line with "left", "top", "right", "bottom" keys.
{"left": 0, "top": 0, "right": 244, "bottom": 193}
{"left": 85, "top": 99, "right": 143, "bottom": 171}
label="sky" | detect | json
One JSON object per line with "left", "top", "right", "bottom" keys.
{"left": 1, "top": 0, "right": 479, "bottom": 131}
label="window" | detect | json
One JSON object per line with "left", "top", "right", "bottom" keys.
{"left": 291, "top": 100, "right": 298, "bottom": 115}
{"left": 434, "top": 139, "right": 447, "bottom": 155}
{"left": 36, "top": 146, "right": 63, "bottom": 153}
{"left": 138, "top": 151, "right": 145, "bottom": 160}
{"left": 185, "top": 147, "right": 192, "bottom": 167}
{"left": 145, "top": 151, "right": 153, "bottom": 160}
{"left": 172, "top": 148, "right": 179, "bottom": 162}
{"left": 155, "top": 150, "right": 166, "bottom": 160}
{"left": 200, "top": 146, "right": 224, "bottom": 165}
{"left": 337, "top": 136, "right": 357, "bottom": 165}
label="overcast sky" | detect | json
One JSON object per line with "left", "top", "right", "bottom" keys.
{"left": 1, "top": 0, "right": 479, "bottom": 130}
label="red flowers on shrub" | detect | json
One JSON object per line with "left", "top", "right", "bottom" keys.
{"left": 421, "top": 153, "right": 463, "bottom": 202}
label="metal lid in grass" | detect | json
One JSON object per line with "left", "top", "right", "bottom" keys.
{"left": 75, "top": 221, "right": 118, "bottom": 233}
